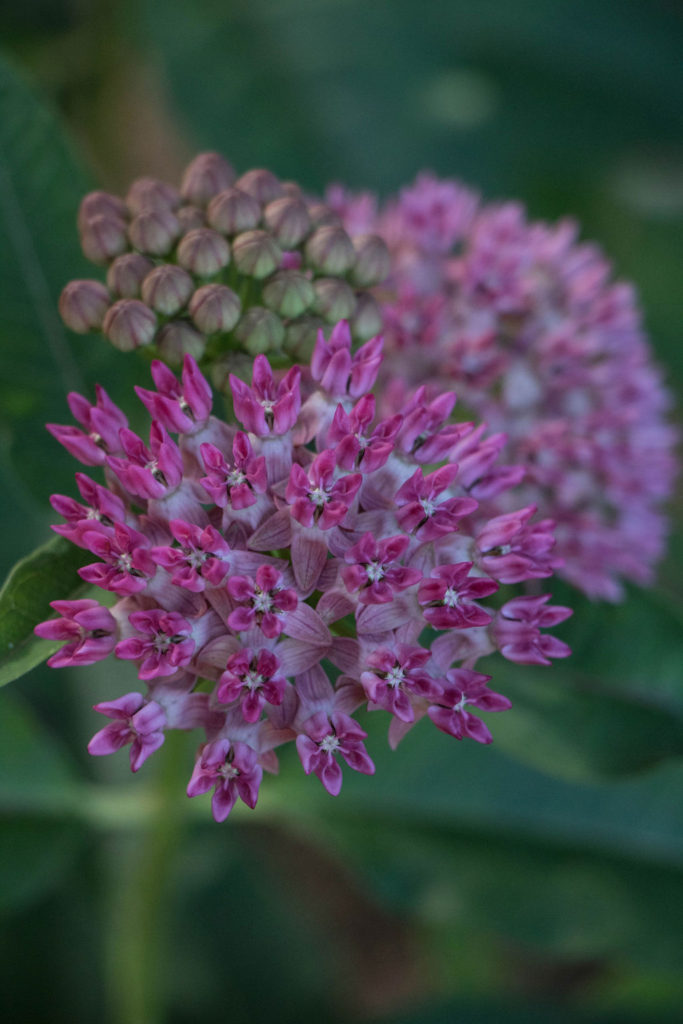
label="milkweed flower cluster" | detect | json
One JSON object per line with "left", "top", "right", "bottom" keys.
{"left": 35, "top": 323, "right": 571, "bottom": 821}
{"left": 327, "top": 174, "right": 678, "bottom": 601}
{"left": 59, "top": 152, "right": 389, "bottom": 380}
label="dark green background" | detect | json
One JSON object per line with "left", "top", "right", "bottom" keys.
{"left": 0, "top": 2, "right": 681, "bottom": 1021}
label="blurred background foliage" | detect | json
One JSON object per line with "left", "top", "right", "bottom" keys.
{"left": 0, "top": 1, "right": 682, "bottom": 1021}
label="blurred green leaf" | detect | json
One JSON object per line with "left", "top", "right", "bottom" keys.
{"left": 0, "top": 535, "right": 89, "bottom": 687}
{"left": 0, "top": 694, "right": 82, "bottom": 911}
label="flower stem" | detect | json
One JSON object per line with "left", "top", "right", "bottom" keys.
{"left": 103, "top": 733, "right": 189, "bottom": 1024}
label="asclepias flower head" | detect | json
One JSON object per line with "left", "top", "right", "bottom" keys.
{"left": 36, "top": 322, "right": 571, "bottom": 821}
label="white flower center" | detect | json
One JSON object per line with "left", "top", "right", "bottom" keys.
{"left": 253, "top": 589, "right": 274, "bottom": 613}
{"left": 319, "top": 734, "right": 340, "bottom": 754}
{"left": 420, "top": 497, "right": 437, "bottom": 517}
{"left": 365, "top": 561, "right": 385, "bottom": 583}
{"left": 153, "top": 632, "right": 171, "bottom": 653}
{"left": 117, "top": 553, "right": 133, "bottom": 572}
{"left": 386, "top": 665, "right": 405, "bottom": 688}
{"left": 309, "top": 486, "right": 328, "bottom": 507}
{"left": 453, "top": 694, "right": 469, "bottom": 713}
{"left": 227, "top": 468, "right": 246, "bottom": 486}
{"left": 244, "top": 670, "right": 264, "bottom": 691}
{"left": 261, "top": 399, "right": 274, "bottom": 414}
{"left": 443, "top": 587, "right": 460, "bottom": 608}
{"left": 219, "top": 762, "right": 239, "bottom": 780}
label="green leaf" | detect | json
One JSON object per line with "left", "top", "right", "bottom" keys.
{"left": 0, "top": 534, "right": 89, "bottom": 687}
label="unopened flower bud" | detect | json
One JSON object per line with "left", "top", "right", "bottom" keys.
{"left": 307, "top": 202, "right": 341, "bottom": 228}
{"left": 235, "top": 168, "right": 283, "bottom": 205}
{"left": 349, "top": 291, "right": 383, "bottom": 341}
{"left": 313, "top": 277, "right": 357, "bottom": 322}
{"left": 59, "top": 280, "right": 110, "bottom": 333}
{"left": 189, "top": 284, "right": 241, "bottom": 334}
{"left": 180, "top": 152, "right": 236, "bottom": 206}
{"left": 141, "top": 265, "right": 194, "bottom": 316}
{"left": 128, "top": 208, "right": 181, "bottom": 256}
{"left": 207, "top": 188, "right": 261, "bottom": 234}
{"left": 283, "top": 316, "right": 323, "bottom": 360}
{"left": 80, "top": 215, "right": 129, "bottom": 264}
{"left": 177, "top": 229, "right": 230, "bottom": 277}
{"left": 263, "top": 197, "right": 311, "bottom": 248}
{"left": 156, "top": 321, "right": 207, "bottom": 363}
{"left": 78, "top": 191, "right": 127, "bottom": 233}
{"left": 234, "top": 307, "right": 285, "bottom": 355}
{"left": 106, "top": 253, "right": 155, "bottom": 298}
{"left": 282, "top": 181, "right": 303, "bottom": 198}
{"left": 351, "top": 233, "right": 391, "bottom": 286}
{"left": 177, "top": 205, "right": 206, "bottom": 232}
{"left": 232, "top": 230, "right": 281, "bottom": 279}
{"left": 305, "top": 225, "right": 356, "bottom": 275}
{"left": 103, "top": 299, "right": 157, "bottom": 351}
{"left": 262, "top": 270, "right": 315, "bottom": 318}
{"left": 126, "top": 177, "right": 180, "bottom": 215}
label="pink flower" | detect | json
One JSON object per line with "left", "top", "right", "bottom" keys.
{"left": 286, "top": 450, "right": 362, "bottom": 530}
{"left": 88, "top": 693, "right": 166, "bottom": 771}
{"left": 342, "top": 533, "right": 421, "bottom": 604}
{"left": 35, "top": 599, "right": 117, "bottom": 667}
{"left": 216, "top": 647, "right": 286, "bottom": 722}
{"left": 296, "top": 711, "right": 375, "bottom": 796}
{"left": 187, "top": 739, "right": 263, "bottom": 821}
{"left": 493, "top": 595, "right": 572, "bottom": 665}
{"left": 395, "top": 466, "right": 478, "bottom": 541}
{"left": 151, "top": 520, "right": 231, "bottom": 591}
{"left": 418, "top": 563, "right": 499, "bottom": 629}
{"left": 135, "top": 355, "right": 212, "bottom": 434}
{"left": 427, "top": 669, "right": 511, "bottom": 744}
{"left": 200, "top": 433, "right": 267, "bottom": 510}
{"left": 77, "top": 522, "right": 156, "bottom": 595}
{"left": 227, "top": 565, "right": 298, "bottom": 638}
{"left": 310, "top": 320, "right": 383, "bottom": 398}
{"left": 47, "top": 385, "right": 127, "bottom": 465}
{"left": 361, "top": 645, "right": 438, "bottom": 722}
{"left": 116, "top": 609, "right": 195, "bottom": 679}
{"left": 229, "top": 356, "right": 301, "bottom": 436}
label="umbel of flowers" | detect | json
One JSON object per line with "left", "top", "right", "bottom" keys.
{"left": 327, "top": 175, "right": 678, "bottom": 601}
{"left": 36, "top": 322, "right": 571, "bottom": 822}
{"left": 59, "top": 152, "right": 390, "bottom": 384}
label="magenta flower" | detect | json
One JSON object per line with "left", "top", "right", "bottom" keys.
{"left": 227, "top": 565, "right": 298, "bottom": 638}
{"left": 296, "top": 711, "right": 375, "bottom": 796}
{"left": 361, "top": 645, "right": 438, "bottom": 722}
{"left": 35, "top": 599, "right": 117, "bottom": 667}
{"left": 427, "top": 669, "right": 512, "bottom": 744}
{"left": 116, "top": 609, "right": 195, "bottom": 679}
{"left": 187, "top": 739, "right": 263, "bottom": 821}
{"left": 330, "top": 175, "right": 677, "bottom": 600}
{"left": 216, "top": 647, "right": 286, "bottom": 722}
{"left": 47, "top": 385, "right": 127, "bottom": 466}
{"left": 418, "top": 563, "right": 499, "bottom": 629}
{"left": 40, "top": 319, "right": 571, "bottom": 819}
{"left": 200, "top": 433, "right": 267, "bottom": 510}
{"left": 88, "top": 693, "right": 166, "bottom": 772}
{"left": 286, "top": 450, "right": 362, "bottom": 530}
{"left": 151, "top": 520, "right": 231, "bottom": 591}
{"left": 342, "top": 533, "right": 421, "bottom": 604}
{"left": 229, "top": 356, "right": 301, "bottom": 436}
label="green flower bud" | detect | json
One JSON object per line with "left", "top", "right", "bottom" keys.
{"left": 106, "top": 253, "right": 155, "bottom": 298}
{"left": 234, "top": 307, "right": 285, "bottom": 355}
{"left": 207, "top": 187, "right": 261, "bottom": 235}
{"left": 180, "top": 152, "right": 236, "bottom": 207}
{"left": 128, "top": 208, "right": 181, "bottom": 256}
{"left": 263, "top": 196, "right": 311, "bottom": 248}
{"left": 350, "top": 233, "right": 391, "bottom": 287}
{"left": 177, "top": 205, "right": 206, "bottom": 232}
{"left": 232, "top": 230, "right": 281, "bottom": 279}
{"left": 59, "top": 280, "right": 110, "bottom": 333}
{"left": 103, "top": 299, "right": 157, "bottom": 351}
{"left": 189, "top": 284, "right": 241, "bottom": 334}
{"left": 141, "top": 265, "right": 194, "bottom": 316}
{"left": 312, "top": 277, "right": 357, "bottom": 323}
{"left": 177, "top": 228, "right": 231, "bottom": 277}
{"left": 262, "top": 270, "right": 316, "bottom": 318}
{"left": 80, "top": 215, "right": 128, "bottom": 264}
{"left": 125, "top": 177, "right": 180, "bottom": 215}
{"left": 349, "top": 291, "right": 383, "bottom": 341}
{"left": 156, "top": 321, "right": 206, "bottom": 363}
{"left": 306, "top": 202, "right": 341, "bottom": 228}
{"left": 78, "top": 191, "right": 127, "bottom": 233}
{"left": 283, "top": 316, "right": 324, "bottom": 361}
{"left": 235, "top": 168, "right": 283, "bottom": 205}
{"left": 305, "top": 225, "right": 356, "bottom": 275}
{"left": 282, "top": 181, "right": 303, "bottom": 199}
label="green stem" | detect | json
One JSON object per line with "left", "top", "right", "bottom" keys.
{"left": 103, "top": 734, "right": 188, "bottom": 1024}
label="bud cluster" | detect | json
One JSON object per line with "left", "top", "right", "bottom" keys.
{"left": 36, "top": 323, "right": 571, "bottom": 821}
{"left": 327, "top": 174, "right": 678, "bottom": 601}
{"left": 60, "top": 153, "right": 389, "bottom": 378}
